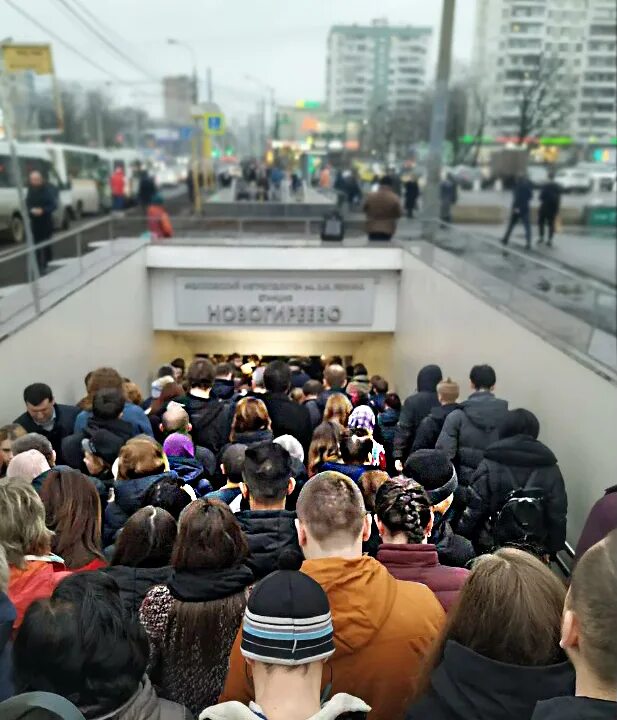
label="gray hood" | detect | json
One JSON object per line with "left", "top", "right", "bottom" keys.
{"left": 462, "top": 392, "right": 508, "bottom": 431}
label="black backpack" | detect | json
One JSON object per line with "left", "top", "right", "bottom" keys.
{"left": 321, "top": 211, "right": 345, "bottom": 241}
{"left": 492, "top": 470, "right": 548, "bottom": 549}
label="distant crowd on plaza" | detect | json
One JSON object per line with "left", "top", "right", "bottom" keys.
{"left": 0, "top": 353, "right": 615, "bottom": 719}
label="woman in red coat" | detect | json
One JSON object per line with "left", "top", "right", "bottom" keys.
{"left": 375, "top": 478, "right": 469, "bottom": 612}
{"left": 0, "top": 479, "right": 71, "bottom": 631}
{"left": 147, "top": 193, "right": 173, "bottom": 240}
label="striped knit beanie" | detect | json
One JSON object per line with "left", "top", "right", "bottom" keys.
{"left": 241, "top": 555, "right": 335, "bottom": 666}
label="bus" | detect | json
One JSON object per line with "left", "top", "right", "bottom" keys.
{"left": 30, "top": 143, "right": 112, "bottom": 216}
{"left": 0, "top": 141, "right": 74, "bottom": 244}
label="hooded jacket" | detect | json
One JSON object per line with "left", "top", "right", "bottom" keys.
{"left": 62, "top": 416, "right": 136, "bottom": 471}
{"left": 0, "top": 593, "right": 16, "bottom": 701}
{"left": 261, "top": 392, "right": 313, "bottom": 456}
{"left": 104, "top": 471, "right": 180, "bottom": 546}
{"left": 436, "top": 392, "right": 508, "bottom": 486}
{"left": 181, "top": 395, "right": 233, "bottom": 457}
{"left": 406, "top": 640, "right": 575, "bottom": 720}
{"left": 575, "top": 484, "right": 617, "bottom": 561}
{"left": 531, "top": 696, "right": 617, "bottom": 720}
{"left": 74, "top": 403, "right": 153, "bottom": 438}
{"left": 412, "top": 404, "right": 463, "bottom": 452}
{"left": 211, "top": 379, "right": 236, "bottom": 401}
{"left": 88, "top": 676, "right": 190, "bottom": 720}
{"left": 14, "top": 403, "right": 80, "bottom": 466}
{"left": 235, "top": 509, "right": 300, "bottom": 580}
{"left": 8, "top": 557, "right": 72, "bottom": 631}
{"left": 458, "top": 434, "right": 567, "bottom": 554}
{"left": 393, "top": 366, "right": 443, "bottom": 461}
{"left": 220, "top": 556, "right": 445, "bottom": 720}
{"left": 103, "top": 565, "right": 171, "bottom": 619}
{"left": 376, "top": 544, "right": 469, "bottom": 612}
{"left": 200, "top": 693, "right": 370, "bottom": 720}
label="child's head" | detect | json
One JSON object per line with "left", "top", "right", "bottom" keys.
{"left": 162, "top": 432, "right": 195, "bottom": 459}
{"left": 384, "top": 392, "right": 401, "bottom": 412}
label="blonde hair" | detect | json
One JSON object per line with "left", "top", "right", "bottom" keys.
{"left": 123, "top": 381, "right": 143, "bottom": 406}
{"left": 323, "top": 393, "right": 353, "bottom": 427}
{"left": 117, "top": 437, "right": 166, "bottom": 480}
{"left": 0, "top": 478, "right": 53, "bottom": 568}
{"left": 230, "top": 397, "right": 271, "bottom": 441}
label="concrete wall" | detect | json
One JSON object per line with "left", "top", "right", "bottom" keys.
{"left": 0, "top": 249, "right": 153, "bottom": 418}
{"left": 392, "top": 251, "right": 617, "bottom": 547}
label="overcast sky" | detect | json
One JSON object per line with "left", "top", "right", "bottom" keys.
{"left": 2, "top": 0, "right": 477, "bottom": 121}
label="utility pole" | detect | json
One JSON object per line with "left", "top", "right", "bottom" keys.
{"left": 422, "top": 0, "right": 456, "bottom": 241}
{"left": 207, "top": 67, "right": 213, "bottom": 103}
{"left": 0, "top": 47, "right": 40, "bottom": 311}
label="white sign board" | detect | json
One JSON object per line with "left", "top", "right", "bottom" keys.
{"left": 175, "top": 275, "right": 375, "bottom": 327}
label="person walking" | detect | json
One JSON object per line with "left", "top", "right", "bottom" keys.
{"left": 363, "top": 176, "right": 403, "bottom": 242}
{"left": 110, "top": 165, "right": 126, "bottom": 212}
{"left": 502, "top": 173, "right": 534, "bottom": 250}
{"left": 147, "top": 194, "right": 174, "bottom": 240}
{"left": 538, "top": 171, "right": 561, "bottom": 247}
{"left": 439, "top": 173, "right": 458, "bottom": 225}
{"left": 138, "top": 165, "right": 157, "bottom": 213}
{"left": 25, "top": 171, "right": 57, "bottom": 275}
{"left": 404, "top": 174, "right": 420, "bottom": 219}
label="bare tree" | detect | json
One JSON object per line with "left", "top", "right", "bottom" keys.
{"left": 505, "top": 54, "right": 575, "bottom": 145}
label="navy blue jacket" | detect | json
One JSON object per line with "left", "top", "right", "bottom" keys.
{"left": 512, "top": 178, "right": 533, "bottom": 213}
{"left": 0, "top": 592, "right": 16, "bottom": 702}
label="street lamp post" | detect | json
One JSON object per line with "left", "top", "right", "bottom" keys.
{"left": 245, "top": 74, "right": 276, "bottom": 154}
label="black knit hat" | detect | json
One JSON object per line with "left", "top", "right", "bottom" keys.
{"left": 82, "top": 429, "right": 124, "bottom": 467}
{"left": 241, "top": 554, "right": 335, "bottom": 666}
{"left": 404, "top": 449, "right": 458, "bottom": 505}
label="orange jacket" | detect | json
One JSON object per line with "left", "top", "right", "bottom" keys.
{"left": 220, "top": 555, "right": 445, "bottom": 720}
{"left": 8, "top": 559, "right": 72, "bottom": 631}
{"left": 147, "top": 205, "right": 173, "bottom": 239}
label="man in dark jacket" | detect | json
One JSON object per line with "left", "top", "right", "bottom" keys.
{"left": 412, "top": 377, "right": 462, "bottom": 452}
{"left": 302, "top": 379, "right": 323, "bottom": 430}
{"left": 288, "top": 358, "right": 310, "bottom": 389}
{"left": 436, "top": 365, "right": 508, "bottom": 488}
{"left": 14, "top": 383, "right": 79, "bottom": 467}
{"left": 137, "top": 165, "right": 156, "bottom": 212}
{"left": 61, "top": 388, "right": 136, "bottom": 470}
{"left": 317, "top": 363, "right": 348, "bottom": 411}
{"left": 502, "top": 173, "right": 534, "bottom": 250}
{"left": 210, "top": 362, "right": 236, "bottom": 401}
{"left": 25, "top": 170, "right": 57, "bottom": 274}
{"left": 404, "top": 174, "right": 420, "bottom": 219}
{"left": 177, "top": 358, "right": 233, "bottom": 457}
{"left": 458, "top": 409, "right": 567, "bottom": 556}
{"left": 393, "top": 365, "right": 443, "bottom": 472}
{"left": 235, "top": 442, "right": 300, "bottom": 580}
{"left": 261, "top": 361, "right": 312, "bottom": 456}
{"left": 538, "top": 171, "right": 561, "bottom": 247}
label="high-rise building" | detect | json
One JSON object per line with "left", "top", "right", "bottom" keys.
{"left": 163, "top": 75, "right": 194, "bottom": 125}
{"left": 470, "top": 0, "right": 617, "bottom": 140}
{"left": 326, "top": 19, "right": 432, "bottom": 118}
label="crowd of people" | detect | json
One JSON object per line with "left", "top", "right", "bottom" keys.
{"left": 0, "top": 355, "right": 615, "bottom": 719}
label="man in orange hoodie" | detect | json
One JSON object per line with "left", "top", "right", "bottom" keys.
{"left": 220, "top": 470, "right": 445, "bottom": 720}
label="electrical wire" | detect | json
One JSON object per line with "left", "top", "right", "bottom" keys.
{"left": 3, "top": 0, "right": 124, "bottom": 82}
{"left": 54, "top": 0, "right": 157, "bottom": 81}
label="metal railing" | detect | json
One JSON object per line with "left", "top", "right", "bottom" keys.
{"left": 412, "top": 221, "right": 617, "bottom": 379}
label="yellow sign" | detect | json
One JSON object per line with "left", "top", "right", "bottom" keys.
{"left": 2, "top": 44, "right": 54, "bottom": 75}
{"left": 203, "top": 113, "right": 225, "bottom": 136}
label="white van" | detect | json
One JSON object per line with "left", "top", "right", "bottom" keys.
{"left": 108, "top": 148, "right": 143, "bottom": 205}
{"left": 0, "top": 141, "right": 74, "bottom": 243}
{"left": 30, "top": 143, "right": 112, "bottom": 216}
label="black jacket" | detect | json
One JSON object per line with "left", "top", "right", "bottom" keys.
{"left": 290, "top": 369, "right": 311, "bottom": 389}
{"left": 236, "top": 509, "right": 300, "bottom": 580}
{"left": 532, "top": 697, "right": 617, "bottom": 720}
{"left": 26, "top": 183, "right": 57, "bottom": 241}
{"left": 180, "top": 394, "right": 233, "bottom": 456}
{"left": 436, "top": 391, "right": 509, "bottom": 486}
{"left": 0, "top": 593, "right": 15, "bottom": 702}
{"left": 61, "top": 416, "right": 136, "bottom": 470}
{"left": 431, "top": 519, "right": 475, "bottom": 568}
{"left": 406, "top": 640, "right": 574, "bottom": 720}
{"left": 393, "top": 365, "right": 443, "bottom": 461}
{"left": 458, "top": 434, "right": 567, "bottom": 554}
{"left": 211, "top": 378, "right": 235, "bottom": 401}
{"left": 262, "top": 392, "right": 313, "bottom": 456}
{"left": 304, "top": 398, "right": 322, "bottom": 430}
{"left": 104, "top": 565, "right": 171, "bottom": 619}
{"left": 539, "top": 181, "right": 561, "bottom": 213}
{"left": 14, "top": 403, "right": 80, "bottom": 466}
{"left": 412, "top": 403, "right": 463, "bottom": 452}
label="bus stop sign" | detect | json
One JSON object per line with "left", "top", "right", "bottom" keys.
{"left": 204, "top": 113, "right": 225, "bottom": 136}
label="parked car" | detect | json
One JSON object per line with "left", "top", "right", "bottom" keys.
{"left": 576, "top": 163, "right": 616, "bottom": 192}
{"left": 555, "top": 168, "right": 592, "bottom": 194}
{"left": 451, "top": 165, "right": 485, "bottom": 190}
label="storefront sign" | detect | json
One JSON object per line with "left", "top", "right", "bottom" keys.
{"left": 175, "top": 275, "right": 375, "bottom": 327}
